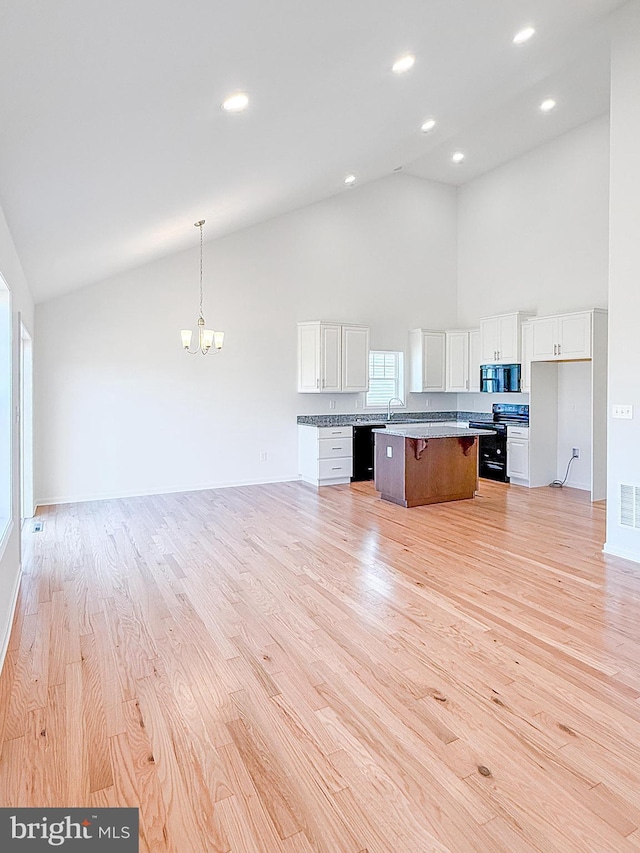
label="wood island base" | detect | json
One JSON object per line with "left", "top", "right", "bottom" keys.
{"left": 374, "top": 432, "right": 479, "bottom": 508}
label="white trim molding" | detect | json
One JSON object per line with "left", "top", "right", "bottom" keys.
{"left": 603, "top": 542, "right": 640, "bottom": 565}
{"left": 36, "top": 474, "right": 301, "bottom": 508}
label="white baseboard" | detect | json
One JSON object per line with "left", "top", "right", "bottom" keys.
{"left": 565, "top": 480, "right": 590, "bottom": 492}
{"left": 0, "top": 560, "right": 22, "bottom": 674}
{"left": 36, "top": 474, "right": 301, "bottom": 508}
{"left": 602, "top": 542, "right": 640, "bottom": 565}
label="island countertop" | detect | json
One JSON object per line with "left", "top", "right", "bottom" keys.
{"left": 372, "top": 425, "right": 496, "bottom": 440}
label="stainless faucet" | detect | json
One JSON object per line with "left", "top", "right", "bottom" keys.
{"left": 387, "top": 397, "right": 405, "bottom": 420}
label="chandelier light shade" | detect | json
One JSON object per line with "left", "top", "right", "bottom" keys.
{"left": 181, "top": 219, "right": 224, "bottom": 355}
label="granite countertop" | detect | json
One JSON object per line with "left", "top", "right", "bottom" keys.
{"left": 297, "top": 411, "right": 493, "bottom": 428}
{"left": 373, "top": 425, "right": 496, "bottom": 439}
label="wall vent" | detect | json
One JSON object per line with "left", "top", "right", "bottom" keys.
{"left": 620, "top": 484, "right": 640, "bottom": 529}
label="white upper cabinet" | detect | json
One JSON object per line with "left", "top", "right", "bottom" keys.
{"left": 445, "top": 331, "right": 470, "bottom": 392}
{"left": 480, "top": 312, "right": 532, "bottom": 364}
{"left": 531, "top": 316, "right": 558, "bottom": 361}
{"left": 529, "top": 311, "right": 592, "bottom": 362}
{"left": 558, "top": 312, "right": 592, "bottom": 359}
{"left": 297, "top": 322, "right": 369, "bottom": 393}
{"left": 480, "top": 317, "right": 500, "bottom": 363}
{"left": 320, "top": 324, "right": 342, "bottom": 392}
{"left": 341, "top": 325, "right": 370, "bottom": 392}
{"left": 409, "top": 329, "right": 446, "bottom": 392}
{"left": 297, "top": 323, "right": 321, "bottom": 392}
{"left": 468, "top": 329, "right": 481, "bottom": 392}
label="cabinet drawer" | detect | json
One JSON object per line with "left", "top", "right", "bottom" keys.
{"left": 318, "top": 457, "right": 353, "bottom": 479}
{"left": 507, "top": 426, "right": 529, "bottom": 439}
{"left": 317, "top": 426, "right": 353, "bottom": 439}
{"left": 318, "top": 437, "right": 353, "bottom": 459}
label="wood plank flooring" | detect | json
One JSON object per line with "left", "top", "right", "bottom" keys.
{"left": 2, "top": 479, "right": 640, "bottom": 851}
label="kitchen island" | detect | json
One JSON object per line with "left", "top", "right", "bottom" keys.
{"left": 373, "top": 424, "right": 495, "bottom": 507}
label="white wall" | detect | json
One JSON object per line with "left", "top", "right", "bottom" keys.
{"left": 557, "top": 362, "right": 592, "bottom": 490}
{"left": 456, "top": 116, "right": 610, "bottom": 493}
{"left": 457, "top": 116, "right": 609, "bottom": 326}
{"left": 606, "top": 1, "right": 640, "bottom": 562}
{"left": 0, "top": 203, "right": 34, "bottom": 664}
{"left": 35, "top": 174, "right": 458, "bottom": 504}
{"left": 34, "top": 114, "right": 617, "bottom": 511}
{"left": 455, "top": 392, "right": 529, "bottom": 414}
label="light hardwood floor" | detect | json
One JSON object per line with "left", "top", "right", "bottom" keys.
{"left": 1, "top": 479, "right": 640, "bottom": 851}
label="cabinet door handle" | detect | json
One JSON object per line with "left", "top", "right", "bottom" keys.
{"left": 316, "top": 378, "right": 320, "bottom": 388}
{"left": 331, "top": 447, "right": 342, "bottom": 450}
{"left": 558, "top": 343, "right": 561, "bottom": 356}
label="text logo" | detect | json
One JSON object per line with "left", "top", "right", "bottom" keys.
{"left": 0, "top": 809, "right": 138, "bottom": 850}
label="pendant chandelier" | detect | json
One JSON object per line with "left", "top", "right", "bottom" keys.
{"left": 180, "top": 220, "right": 224, "bottom": 355}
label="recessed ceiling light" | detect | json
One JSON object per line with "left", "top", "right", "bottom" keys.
{"left": 222, "top": 92, "right": 249, "bottom": 112}
{"left": 513, "top": 26, "right": 536, "bottom": 45}
{"left": 344, "top": 174, "right": 357, "bottom": 186}
{"left": 421, "top": 119, "right": 437, "bottom": 133}
{"left": 392, "top": 54, "right": 415, "bottom": 74}
{"left": 452, "top": 151, "right": 465, "bottom": 164}
{"left": 540, "top": 98, "right": 557, "bottom": 113}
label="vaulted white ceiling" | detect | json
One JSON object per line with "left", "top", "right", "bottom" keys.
{"left": 0, "top": 0, "right": 623, "bottom": 302}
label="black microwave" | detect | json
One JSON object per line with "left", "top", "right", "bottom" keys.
{"left": 480, "top": 363, "right": 521, "bottom": 393}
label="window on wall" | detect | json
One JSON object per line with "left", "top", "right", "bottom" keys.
{"left": 0, "top": 276, "right": 11, "bottom": 548}
{"left": 366, "top": 351, "right": 404, "bottom": 408}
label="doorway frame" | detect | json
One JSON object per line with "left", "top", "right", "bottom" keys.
{"left": 19, "top": 316, "right": 34, "bottom": 519}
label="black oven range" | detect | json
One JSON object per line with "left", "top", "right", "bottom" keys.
{"left": 468, "top": 403, "right": 529, "bottom": 483}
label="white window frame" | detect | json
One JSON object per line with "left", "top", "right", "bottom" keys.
{"left": 366, "top": 350, "right": 405, "bottom": 409}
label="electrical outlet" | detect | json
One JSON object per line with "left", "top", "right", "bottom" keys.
{"left": 354, "top": 399, "right": 362, "bottom": 409}
{"left": 572, "top": 447, "right": 580, "bottom": 459}
{"left": 259, "top": 451, "right": 267, "bottom": 462}
{"left": 613, "top": 404, "right": 633, "bottom": 419}
{"left": 329, "top": 399, "right": 336, "bottom": 409}
{"left": 386, "top": 446, "right": 393, "bottom": 458}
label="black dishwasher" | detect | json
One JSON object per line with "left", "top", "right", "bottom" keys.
{"left": 352, "top": 424, "right": 386, "bottom": 481}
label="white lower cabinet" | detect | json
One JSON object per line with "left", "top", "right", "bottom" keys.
{"left": 507, "top": 426, "right": 529, "bottom": 483}
{"left": 298, "top": 425, "right": 353, "bottom": 486}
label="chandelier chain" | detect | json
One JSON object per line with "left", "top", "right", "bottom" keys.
{"left": 181, "top": 217, "right": 223, "bottom": 355}
{"left": 199, "top": 221, "right": 204, "bottom": 318}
